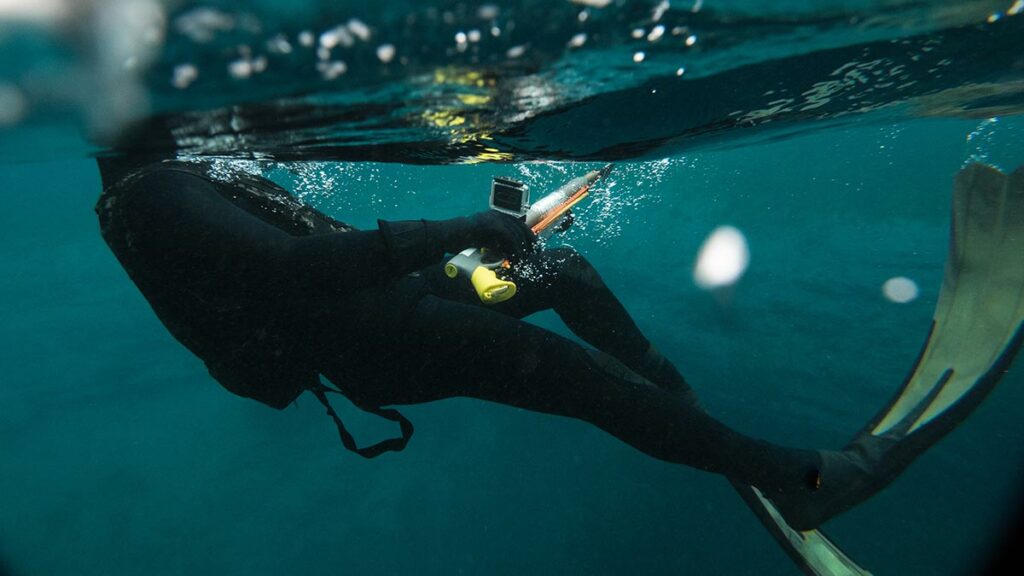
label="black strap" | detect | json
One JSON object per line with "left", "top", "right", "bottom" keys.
{"left": 309, "top": 383, "right": 414, "bottom": 459}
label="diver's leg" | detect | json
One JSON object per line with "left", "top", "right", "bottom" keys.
{"left": 337, "top": 294, "right": 821, "bottom": 498}
{"left": 423, "top": 246, "right": 695, "bottom": 398}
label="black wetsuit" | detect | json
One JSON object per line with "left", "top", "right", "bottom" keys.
{"left": 96, "top": 159, "right": 820, "bottom": 494}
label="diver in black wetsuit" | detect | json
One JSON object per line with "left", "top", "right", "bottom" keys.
{"left": 96, "top": 153, "right": 874, "bottom": 530}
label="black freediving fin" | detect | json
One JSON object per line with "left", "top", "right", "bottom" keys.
{"left": 732, "top": 162, "right": 1024, "bottom": 576}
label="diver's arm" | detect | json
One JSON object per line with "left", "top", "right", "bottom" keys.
{"left": 120, "top": 170, "right": 530, "bottom": 301}
{"left": 376, "top": 211, "right": 534, "bottom": 270}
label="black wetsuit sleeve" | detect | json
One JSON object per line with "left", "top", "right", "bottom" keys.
{"left": 120, "top": 170, "right": 449, "bottom": 304}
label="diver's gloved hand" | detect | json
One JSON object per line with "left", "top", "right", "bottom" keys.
{"left": 450, "top": 210, "right": 536, "bottom": 259}
{"left": 377, "top": 212, "right": 535, "bottom": 271}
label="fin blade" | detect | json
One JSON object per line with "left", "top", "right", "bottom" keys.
{"left": 732, "top": 481, "right": 873, "bottom": 576}
{"left": 872, "top": 163, "right": 1024, "bottom": 435}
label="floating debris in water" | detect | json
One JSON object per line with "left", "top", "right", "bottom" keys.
{"left": 376, "top": 44, "right": 396, "bottom": 63}
{"left": 266, "top": 34, "right": 293, "bottom": 55}
{"left": 653, "top": 1, "right": 670, "bottom": 22}
{"left": 568, "top": 33, "right": 587, "bottom": 48}
{"left": 321, "top": 25, "right": 355, "bottom": 49}
{"left": 317, "top": 60, "right": 348, "bottom": 80}
{"left": 172, "top": 63, "right": 198, "bottom": 89}
{"left": 347, "top": 18, "right": 371, "bottom": 42}
{"left": 227, "top": 59, "right": 252, "bottom": 79}
{"left": 676, "top": 66, "right": 686, "bottom": 76}
{"left": 633, "top": 51, "right": 646, "bottom": 63}
{"left": 883, "top": 276, "right": 919, "bottom": 303}
{"left": 648, "top": 25, "right": 666, "bottom": 42}
{"left": 570, "top": 0, "right": 612, "bottom": 8}
{"left": 227, "top": 48, "right": 267, "bottom": 80}
{"left": 694, "top": 226, "right": 750, "bottom": 289}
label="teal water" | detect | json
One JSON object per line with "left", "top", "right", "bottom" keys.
{"left": 1, "top": 116, "right": 1022, "bottom": 575}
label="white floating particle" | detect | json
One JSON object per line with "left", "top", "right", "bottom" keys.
{"left": 171, "top": 63, "right": 198, "bottom": 89}
{"left": 694, "top": 226, "right": 750, "bottom": 289}
{"left": 578, "top": 10, "right": 590, "bottom": 22}
{"left": 987, "top": 12, "right": 1002, "bottom": 23}
{"left": 317, "top": 46, "right": 331, "bottom": 61}
{"left": 316, "top": 60, "right": 347, "bottom": 80}
{"left": 491, "top": 25, "right": 501, "bottom": 37}
{"left": 570, "top": 0, "right": 611, "bottom": 7}
{"left": 228, "top": 58, "right": 253, "bottom": 79}
{"left": 648, "top": 25, "right": 665, "bottom": 42}
{"left": 320, "top": 26, "right": 353, "bottom": 49}
{"left": 251, "top": 55, "right": 267, "bottom": 73}
{"left": 319, "top": 30, "right": 338, "bottom": 49}
{"left": 1010, "top": 1, "right": 1024, "bottom": 16}
{"left": 266, "top": 34, "right": 292, "bottom": 54}
{"left": 376, "top": 44, "right": 396, "bottom": 63}
{"left": 685, "top": 34, "right": 698, "bottom": 46}
{"left": 468, "top": 29, "right": 481, "bottom": 42}
{"left": 883, "top": 277, "right": 919, "bottom": 303}
{"left": 676, "top": 66, "right": 686, "bottom": 76}
{"left": 455, "top": 31, "right": 467, "bottom": 44}
{"left": 506, "top": 45, "right": 526, "bottom": 58}
{"left": 327, "top": 25, "right": 355, "bottom": 48}
{"left": 298, "top": 30, "right": 315, "bottom": 47}
{"left": 633, "top": 51, "right": 646, "bottom": 63}
{"left": 567, "top": 33, "right": 587, "bottom": 48}
{"left": 347, "top": 18, "right": 371, "bottom": 41}
{"left": 653, "top": 0, "right": 670, "bottom": 21}
{"left": 631, "top": 28, "right": 645, "bottom": 39}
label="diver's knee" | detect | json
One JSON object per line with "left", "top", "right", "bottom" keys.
{"left": 547, "top": 246, "right": 602, "bottom": 288}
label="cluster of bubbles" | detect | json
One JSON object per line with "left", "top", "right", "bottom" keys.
{"left": 965, "top": 117, "right": 1002, "bottom": 167}
{"left": 282, "top": 162, "right": 405, "bottom": 214}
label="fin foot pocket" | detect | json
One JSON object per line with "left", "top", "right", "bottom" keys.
{"left": 767, "top": 433, "right": 903, "bottom": 531}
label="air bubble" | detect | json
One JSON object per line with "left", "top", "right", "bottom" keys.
{"left": 883, "top": 277, "right": 919, "bottom": 303}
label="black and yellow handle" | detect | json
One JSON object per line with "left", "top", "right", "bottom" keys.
{"left": 444, "top": 248, "right": 517, "bottom": 304}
